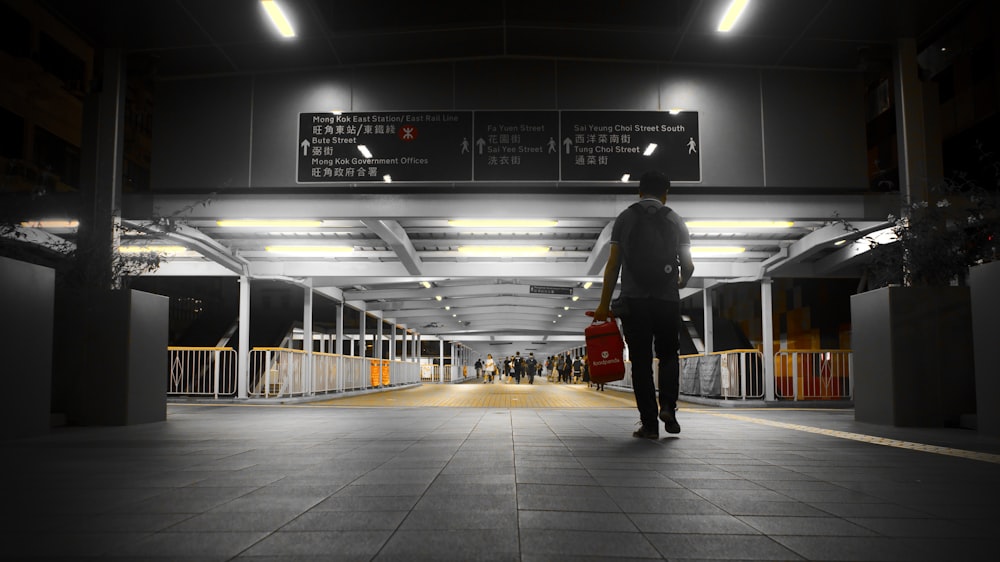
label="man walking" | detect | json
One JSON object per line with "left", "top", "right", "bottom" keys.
{"left": 593, "top": 170, "right": 694, "bottom": 439}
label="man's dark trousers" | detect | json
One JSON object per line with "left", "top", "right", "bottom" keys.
{"left": 621, "top": 297, "right": 680, "bottom": 429}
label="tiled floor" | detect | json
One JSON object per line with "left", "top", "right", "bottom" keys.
{"left": 3, "top": 394, "right": 999, "bottom": 561}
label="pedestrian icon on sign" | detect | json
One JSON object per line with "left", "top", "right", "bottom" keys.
{"left": 547, "top": 137, "right": 557, "bottom": 153}
{"left": 461, "top": 137, "right": 470, "bottom": 154}
{"left": 687, "top": 137, "right": 697, "bottom": 155}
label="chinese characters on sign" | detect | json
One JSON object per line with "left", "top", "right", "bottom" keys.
{"left": 297, "top": 110, "right": 700, "bottom": 183}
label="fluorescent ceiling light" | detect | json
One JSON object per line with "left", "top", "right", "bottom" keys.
{"left": 20, "top": 220, "right": 79, "bottom": 228}
{"left": 217, "top": 219, "right": 323, "bottom": 228}
{"left": 643, "top": 143, "right": 657, "bottom": 156}
{"left": 717, "top": 0, "right": 750, "bottom": 32}
{"left": 583, "top": 281, "right": 593, "bottom": 289}
{"left": 448, "top": 219, "right": 558, "bottom": 228}
{"left": 457, "top": 245, "right": 550, "bottom": 257}
{"left": 357, "top": 145, "right": 373, "bottom": 158}
{"left": 383, "top": 174, "right": 392, "bottom": 183}
{"left": 445, "top": 306, "right": 451, "bottom": 310}
{"left": 620, "top": 174, "right": 631, "bottom": 182}
{"left": 260, "top": 0, "right": 295, "bottom": 38}
{"left": 686, "top": 220, "right": 794, "bottom": 229}
{"left": 119, "top": 245, "right": 186, "bottom": 254}
{"left": 420, "top": 281, "right": 432, "bottom": 288}
{"left": 264, "top": 245, "right": 353, "bottom": 254}
{"left": 435, "top": 295, "right": 443, "bottom": 301}
{"left": 668, "top": 109, "right": 682, "bottom": 115}
{"left": 834, "top": 239, "right": 847, "bottom": 246}
{"left": 571, "top": 296, "right": 580, "bottom": 301}
{"left": 563, "top": 306, "right": 570, "bottom": 310}
{"left": 691, "top": 246, "right": 746, "bottom": 255}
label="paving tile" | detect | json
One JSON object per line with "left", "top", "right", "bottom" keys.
{"left": 646, "top": 533, "right": 803, "bottom": 560}
{"left": 519, "top": 510, "right": 639, "bottom": 532}
{"left": 374, "top": 529, "right": 519, "bottom": 560}
{"left": 629, "top": 513, "right": 760, "bottom": 534}
{"left": 520, "top": 529, "right": 661, "bottom": 559}
{"left": 240, "top": 530, "right": 391, "bottom": 558}
{"left": 738, "top": 515, "right": 877, "bottom": 536}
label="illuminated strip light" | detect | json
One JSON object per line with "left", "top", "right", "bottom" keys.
{"left": 690, "top": 246, "right": 746, "bottom": 256}
{"left": 457, "top": 245, "right": 550, "bottom": 257}
{"left": 686, "top": 220, "right": 794, "bottom": 229}
{"left": 668, "top": 108, "right": 682, "bottom": 115}
{"left": 583, "top": 281, "right": 593, "bottom": 289}
{"left": 119, "top": 245, "right": 186, "bottom": 254}
{"left": 643, "top": 143, "right": 657, "bottom": 156}
{"left": 717, "top": 0, "right": 750, "bottom": 32}
{"left": 265, "top": 245, "right": 353, "bottom": 255}
{"left": 217, "top": 219, "right": 323, "bottom": 228}
{"left": 357, "top": 145, "right": 373, "bottom": 158}
{"left": 261, "top": 0, "right": 295, "bottom": 37}
{"left": 21, "top": 220, "right": 79, "bottom": 228}
{"left": 448, "top": 219, "right": 558, "bottom": 228}
{"left": 420, "top": 281, "right": 432, "bottom": 288}
{"left": 621, "top": 174, "right": 631, "bottom": 182}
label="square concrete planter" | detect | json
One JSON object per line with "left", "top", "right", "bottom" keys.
{"left": 850, "top": 286, "right": 976, "bottom": 427}
{"left": 970, "top": 261, "right": 1000, "bottom": 436}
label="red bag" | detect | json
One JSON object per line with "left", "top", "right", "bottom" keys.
{"left": 585, "top": 316, "right": 626, "bottom": 383}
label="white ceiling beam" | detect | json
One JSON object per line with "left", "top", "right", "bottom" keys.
{"left": 361, "top": 219, "right": 423, "bottom": 275}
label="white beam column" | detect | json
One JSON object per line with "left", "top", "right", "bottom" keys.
{"left": 335, "top": 303, "right": 344, "bottom": 355}
{"left": 390, "top": 324, "right": 397, "bottom": 361}
{"left": 376, "top": 319, "right": 383, "bottom": 361}
{"left": 359, "top": 312, "right": 367, "bottom": 358}
{"left": 761, "top": 278, "right": 775, "bottom": 401}
{"left": 303, "top": 279, "right": 313, "bottom": 395}
{"left": 237, "top": 276, "right": 251, "bottom": 399}
{"left": 703, "top": 286, "right": 714, "bottom": 354}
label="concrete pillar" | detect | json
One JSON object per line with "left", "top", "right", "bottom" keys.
{"left": 893, "top": 37, "right": 929, "bottom": 206}
{"left": 335, "top": 303, "right": 344, "bottom": 355}
{"left": 237, "top": 276, "right": 250, "bottom": 399}
{"left": 761, "top": 278, "right": 775, "bottom": 401}
{"left": 303, "top": 280, "right": 313, "bottom": 395}
{"left": 359, "top": 312, "right": 367, "bottom": 357}
{"left": 703, "top": 285, "right": 714, "bottom": 354}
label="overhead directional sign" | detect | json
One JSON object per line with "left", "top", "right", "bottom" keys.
{"left": 559, "top": 111, "right": 700, "bottom": 182}
{"left": 298, "top": 111, "right": 473, "bottom": 183}
{"left": 473, "top": 111, "right": 560, "bottom": 181}
{"left": 297, "top": 110, "right": 700, "bottom": 183}
{"left": 529, "top": 285, "right": 574, "bottom": 295}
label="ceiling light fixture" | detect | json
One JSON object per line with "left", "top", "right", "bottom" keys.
{"left": 217, "top": 219, "right": 323, "bottom": 228}
{"left": 668, "top": 109, "right": 682, "bottom": 115}
{"left": 690, "top": 246, "right": 746, "bottom": 255}
{"left": 260, "top": 0, "right": 295, "bottom": 38}
{"left": 264, "top": 245, "right": 353, "bottom": 255}
{"left": 572, "top": 296, "right": 580, "bottom": 301}
{"left": 448, "top": 219, "right": 558, "bottom": 228}
{"left": 20, "top": 220, "right": 79, "bottom": 228}
{"left": 643, "top": 143, "right": 657, "bottom": 156}
{"left": 834, "top": 239, "right": 847, "bottom": 246}
{"left": 457, "top": 245, "right": 550, "bottom": 257}
{"left": 383, "top": 174, "right": 392, "bottom": 183}
{"left": 583, "top": 281, "right": 593, "bottom": 289}
{"left": 686, "top": 220, "right": 794, "bottom": 229}
{"left": 357, "top": 145, "right": 373, "bottom": 158}
{"left": 620, "top": 173, "right": 631, "bottom": 182}
{"left": 420, "top": 281, "right": 432, "bottom": 288}
{"left": 119, "top": 245, "right": 187, "bottom": 254}
{"left": 435, "top": 295, "right": 443, "bottom": 301}
{"left": 717, "top": 0, "right": 750, "bottom": 32}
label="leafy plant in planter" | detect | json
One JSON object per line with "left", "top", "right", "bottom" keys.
{"left": 850, "top": 151, "right": 1000, "bottom": 289}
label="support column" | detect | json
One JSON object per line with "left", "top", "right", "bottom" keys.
{"left": 237, "top": 276, "right": 251, "bottom": 399}
{"left": 416, "top": 333, "right": 422, "bottom": 363}
{"left": 359, "top": 312, "right": 367, "bottom": 357}
{"left": 77, "top": 48, "right": 126, "bottom": 290}
{"left": 893, "top": 38, "right": 929, "bottom": 206}
{"left": 303, "top": 280, "right": 313, "bottom": 395}
{"left": 703, "top": 286, "right": 714, "bottom": 354}
{"left": 390, "top": 324, "right": 397, "bottom": 361}
{"left": 376, "top": 318, "right": 383, "bottom": 361}
{"left": 335, "top": 303, "right": 344, "bottom": 355}
{"left": 439, "top": 340, "right": 445, "bottom": 382}
{"left": 761, "top": 278, "right": 775, "bottom": 401}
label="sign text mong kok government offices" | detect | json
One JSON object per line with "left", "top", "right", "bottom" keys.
{"left": 297, "top": 110, "right": 700, "bottom": 184}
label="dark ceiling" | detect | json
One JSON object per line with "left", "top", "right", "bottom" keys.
{"left": 39, "top": 0, "right": 973, "bottom": 79}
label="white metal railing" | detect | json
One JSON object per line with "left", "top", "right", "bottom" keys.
{"left": 168, "top": 347, "right": 237, "bottom": 397}
{"left": 239, "top": 348, "right": 423, "bottom": 398}
{"left": 774, "top": 349, "right": 853, "bottom": 400}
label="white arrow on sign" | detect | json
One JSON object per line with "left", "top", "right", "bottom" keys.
{"left": 476, "top": 138, "right": 486, "bottom": 155}
{"left": 563, "top": 137, "right": 573, "bottom": 154}
{"left": 301, "top": 139, "right": 311, "bottom": 156}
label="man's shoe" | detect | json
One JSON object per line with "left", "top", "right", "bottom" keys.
{"left": 659, "top": 408, "right": 681, "bottom": 434}
{"left": 632, "top": 425, "right": 659, "bottom": 439}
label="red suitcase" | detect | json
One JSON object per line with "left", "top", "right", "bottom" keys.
{"left": 585, "top": 316, "right": 626, "bottom": 383}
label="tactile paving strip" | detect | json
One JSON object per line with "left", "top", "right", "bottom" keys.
{"left": 695, "top": 410, "right": 1000, "bottom": 465}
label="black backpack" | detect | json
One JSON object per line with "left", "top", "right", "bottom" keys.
{"left": 621, "top": 202, "right": 679, "bottom": 292}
